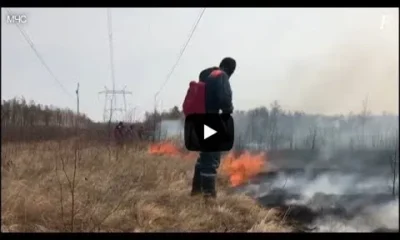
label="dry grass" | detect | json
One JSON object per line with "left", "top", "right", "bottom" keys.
{"left": 1, "top": 140, "right": 292, "bottom": 232}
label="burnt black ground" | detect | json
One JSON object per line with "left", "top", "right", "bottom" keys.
{"left": 253, "top": 184, "right": 398, "bottom": 232}
{"left": 234, "top": 149, "right": 399, "bottom": 232}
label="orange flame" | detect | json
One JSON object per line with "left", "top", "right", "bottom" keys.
{"left": 148, "top": 142, "right": 197, "bottom": 160}
{"left": 149, "top": 142, "right": 181, "bottom": 155}
{"left": 148, "top": 142, "right": 266, "bottom": 187}
{"left": 221, "top": 151, "right": 266, "bottom": 187}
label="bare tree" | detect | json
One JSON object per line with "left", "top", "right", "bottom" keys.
{"left": 358, "top": 95, "right": 371, "bottom": 149}
{"left": 390, "top": 135, "right": 399, "bottom": 196}
{"left": 268, "top": 101, "right": 281, "bottom": 150}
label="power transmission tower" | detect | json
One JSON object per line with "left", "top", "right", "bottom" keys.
{"left": 99, "top": 86, "right": 132, "bottom": 122}
{"left": 100, "top": 9, "right": 133, "bottom": 124}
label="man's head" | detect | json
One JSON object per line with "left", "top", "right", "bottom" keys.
{"left": 219, "top": 57, "right": 236, "bottom": 77}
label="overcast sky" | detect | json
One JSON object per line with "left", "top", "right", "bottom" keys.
{"left": 2, "top": 8, "right": 398, "bottom": 122}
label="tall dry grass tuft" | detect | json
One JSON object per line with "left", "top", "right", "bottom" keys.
{"left": 1, "top": 140, "right": 291, "bottom": 232}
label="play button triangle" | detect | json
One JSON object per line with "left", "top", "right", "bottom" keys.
{"left": 204, "top": 124, "right": 217, "bottom": 140}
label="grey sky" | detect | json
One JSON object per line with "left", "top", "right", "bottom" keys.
{"left": 2, "top": 8, "right": 398, "bottom": 122}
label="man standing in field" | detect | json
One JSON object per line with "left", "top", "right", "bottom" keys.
{"left": 190, "top": 57, "right": 236, "bottom": 199}
{"left": 114, "top": 122, "right": 125, "bottom": 146}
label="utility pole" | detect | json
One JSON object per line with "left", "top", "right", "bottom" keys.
{"left": 76, "top": 83, "right": 80, "bottom": 116}
{"left": 132, "top": 106, "right": 138, "bottom": 123}
{"left": 76, "top": 83, "right": 80, "bottom": 129}
{"left": 99, "top": 86, "right": 132, "bottom": 123}
{"left": 153, "top": 92, "right": 160, "bottom": 142}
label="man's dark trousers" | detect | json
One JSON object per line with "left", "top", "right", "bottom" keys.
{"left": 191, "top": 151, "right": 221, "bottom": 197}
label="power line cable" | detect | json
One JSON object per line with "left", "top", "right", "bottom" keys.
{"left": 156, "top": 8, "right": 206, "bottom": 97}
{"left": 151, "top": 8, "right": 205, "bottom": 140}
{"left": 5, "top": 8, "right": 73, "bottom": 98}
{"left": 107, "top": 8, "right": 116, "bottom": 92}
{"left": 106, "top": 8, "right": 117, "bottom": 122}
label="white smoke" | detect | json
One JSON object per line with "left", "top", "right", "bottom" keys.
{"left": 243, "top": 169, "right": 399, "bottom": 232}
{"left": 313, "top": 200, "right": 399, "bottom": 232}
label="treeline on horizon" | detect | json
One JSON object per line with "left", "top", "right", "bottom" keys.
{"left": 0, "top": 97, "right": 184, "bottom": 142}
{"left": 1, "top": 97, "right": 398, "bottom": 148}
{"left": 232, "top": 101, "right": 398, "bottom": 151}
{"left": 151, "top": 100, "right": 398, "bottom": 151}
{"left": 1, "top": 97, "right": 93, "bottom": 142}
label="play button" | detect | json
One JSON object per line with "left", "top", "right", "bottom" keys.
{"left": 204, "top": 124, "right": 217, "bottom": 140}
{"left": 184, "top": 114, "right": 234, "bottom": 152}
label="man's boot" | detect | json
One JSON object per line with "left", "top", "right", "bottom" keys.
{"left": 201, "top": 173, "right": 217, "bottom": 199}
{"left": 190, "top": 167, "right": 202, "bottom": 196}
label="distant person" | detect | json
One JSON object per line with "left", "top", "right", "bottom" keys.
{"left": 114, "top": 122, "right": 125, "bottom": 146}
{"left": 126, "top": 124, "right": 133, "bottom": 139}
{"left": 129, "top": 124, "right": 140, "bottom": 141}
{"left": 138, "top": 125, "right": 143, "bottom": 140}
{"left": 190, "top": 57, "right": 236, "bottom": 199}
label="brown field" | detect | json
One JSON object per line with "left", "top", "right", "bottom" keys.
{"left": 1, "top": 140, "right": 292, "bottom": 232}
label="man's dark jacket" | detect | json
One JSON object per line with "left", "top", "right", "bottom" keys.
{"left": 199, "top": 67, "right": 233, "bottom": 114}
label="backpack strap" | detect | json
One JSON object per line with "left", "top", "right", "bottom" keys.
{"left": 209, "top": 69, "right": 223, "bottom": 78}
